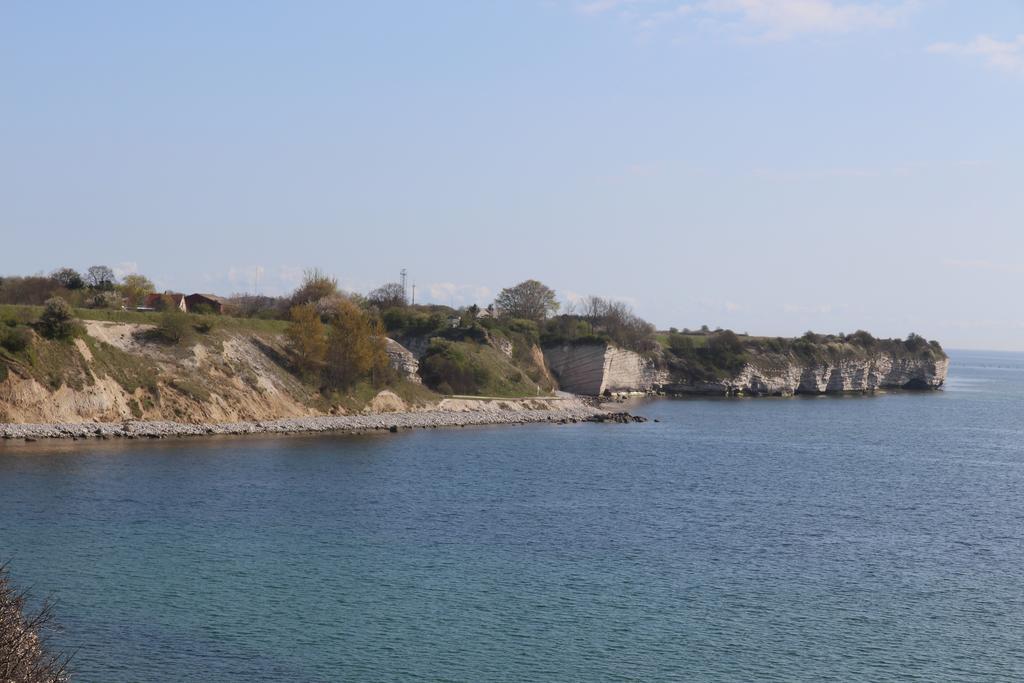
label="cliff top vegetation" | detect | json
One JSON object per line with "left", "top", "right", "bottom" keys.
{"left": 1, "top": 268, "right": 947, "bottom": 400}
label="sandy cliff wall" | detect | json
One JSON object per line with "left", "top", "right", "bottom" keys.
{"left": 0, "top": 322, "right": 427, "bottom": 424}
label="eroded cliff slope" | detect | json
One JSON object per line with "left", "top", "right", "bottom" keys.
{"left": 0, "top": 320, "right": 429, "bottom": 424}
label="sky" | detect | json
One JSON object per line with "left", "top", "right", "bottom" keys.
{"left": 2, "top": 1, "right": 1023, "bottom": 350}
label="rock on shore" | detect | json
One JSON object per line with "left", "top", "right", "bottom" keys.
{"left": 0, "top": 403, "right": 641, "bottom": 441}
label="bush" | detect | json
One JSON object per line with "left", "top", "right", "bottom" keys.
{"left": 848, "top": 330, "right": 877, "bottom": 349}
{"left": 37, "top": 297, "right": 77, "bottom": 340}
{"left": 905, "top": 333, "right": 928, "bottom": 353}
{"left": 155, "top": 308, "right": 190, "bottom": 344}
{"left": 194, "top": 319, "right": 215, "bottom": 334}
{"left": 668, "top": 332, "right": 696, "bottom": 358}
{"left": 85, "top": 290, "right": 120, "bottom": 309}
{"left": 419, "top": 340, "right": 489, "bottom": 394}
{"left": 0, "top": 326, "right": 32, "bottom": 353}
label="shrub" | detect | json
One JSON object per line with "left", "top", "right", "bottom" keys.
{"left": 85, "top": 290, "right": 120, "bottom": 309}
{"left": 668, "top": 332, "right": 696, "bottom": 358}
{"left": 848, "top": 330, "right": 877, "bottom": 349}
{"left": 905, "top": 333, "right": 928, "bottom": 353}
{"left": 0, "top": 326, "right": 32, "bottom": 353}
{"left": 704, "top": 330, "right": 748, "bottom": 374}
{"left": 37, "top": 298, "right": 77, "bottom": 340}
{"left": 193, "top": 319, "right": 215, "bottom": 334}
{"left": 419, "top": 340, "right": 489, "bottom": 394}
{"left": 155, "top": 308, "right": 190, "bottom": 344}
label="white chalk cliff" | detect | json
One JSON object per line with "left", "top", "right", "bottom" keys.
{"left": 544, "top": 342, "right": 948, "bottom": 396}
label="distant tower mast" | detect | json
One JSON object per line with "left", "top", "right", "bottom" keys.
{"left": 400, "top": 268, "right": 408, "bottom": 303}
{"left": 411, "top": 283, "right": 416, "bottom": 306}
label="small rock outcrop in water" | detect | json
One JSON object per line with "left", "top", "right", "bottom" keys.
{"left": 586, "top": 412, "right": 647, "bottom": 424}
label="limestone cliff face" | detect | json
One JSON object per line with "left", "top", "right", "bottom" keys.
{"left": 544, "top": 342, "right": 948, "bottom": 396}
{"left": 543, "top": 344, "right": 668, "bottom": 395}
{"left": 384, "top": 338, "right": 420, "bottom": 384}
{"left": 663, "top": 355, "right": 949, "bottom": 396}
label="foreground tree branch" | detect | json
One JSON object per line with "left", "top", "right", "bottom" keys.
{"left": 0, "top": 564, "right": 72, "bottom": 683}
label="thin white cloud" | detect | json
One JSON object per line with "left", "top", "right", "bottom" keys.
{"left": 928, "top": 34, "right": 1024, "bottom": 76}
{"left": 943, "top": 259, "right": 1024, "bottom": 275}
{"left": 783, "top": 302, "right": 836, "bottom": 314}
{"left": 424, "top": 283, "right": 493, "bottom": 308}
{"left": 577, "top": 0, "right": 638, "bottom": 14}
{"left": 112, "top": 261, "right": 140, "bottom": 279}
{"left": 575, "top": 0, "right": 917, "bottom": 39}
{"left": 701, "top": 0, "right": 916, "bottom": 39}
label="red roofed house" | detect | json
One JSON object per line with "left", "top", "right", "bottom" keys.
{"left": 184, "top": 294, "right": 225, "bottom": 315}
{"left": 143, "top": 292, "right": 187, "bottom": 312}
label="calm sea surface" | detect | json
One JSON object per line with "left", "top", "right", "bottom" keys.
{"left": 2, "top": 349, "right": 1023, "bottom": 681}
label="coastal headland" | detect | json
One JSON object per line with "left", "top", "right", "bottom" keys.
{"left": 0, "top": 272, "right": 947, "bottom": 441}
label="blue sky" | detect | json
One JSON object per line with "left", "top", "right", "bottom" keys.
{"left": 2, "top": 1, "right": 1023, "bottom": 349}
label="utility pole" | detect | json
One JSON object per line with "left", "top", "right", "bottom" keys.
{"left": 411, "top": 283, "right": 416, "bottom": 306}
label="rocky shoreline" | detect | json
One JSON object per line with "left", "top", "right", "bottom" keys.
{"left": 0, "top": 404, "right": 644, "bottom": 442}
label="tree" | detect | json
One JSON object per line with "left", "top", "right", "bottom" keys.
{"left": 85, "top": 266, "right": 116, "bottom": 291}
{"left": 285, "top": 304, "right": 327, "bottom": 378}
{"left": 0, "top": 564, "right": 72, "bottom": 683}
{"left": 37, "top": 298, "right": 77, "bottom": 340}
{"left": 576, "top": 296, "right": 655, "bottom": 351}
{"left": 118, "top": 274, "right": 154, "bottom": 308}
{"left": 289, "top": 269, "right": 338, "bottom": 307}
{"left": 0, "top": 277, "right": 62, "bottom": 306}
{"left": 51, "top": 268, "right": 84, "bottom": 290}
{"left": 324, "top": 298, "right": 388, "bottom": 389}
{"left": 367, "top": 282, "right": 406, "bottom": 310}
{"left": 493, "top": 280, "right": 559, "bottom": 321}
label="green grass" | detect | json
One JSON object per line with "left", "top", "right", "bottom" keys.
{"left": 83, "top": 336, "right": 160, "bottom": 394}
{"left": 388, "top": 380, "right": 439, "bottom": 407}
{"left": 656, "top": 333, "right": 709, "bottom": 348}
{"left": 420, "top": 340, "right": 547, "bottom": 398}
{"left": 0, "top": 332, "right": 90, "bottom": 391}
{"left": 0, "top": 304, "right": 288, "bottom": 334}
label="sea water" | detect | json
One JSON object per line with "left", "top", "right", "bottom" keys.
{"left": 2, "top": 349, "right": 1022, "bottom": 681}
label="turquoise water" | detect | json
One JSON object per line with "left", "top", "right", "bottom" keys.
{"left": 2, "top": 349, "right": 1023, "bottom": 681}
